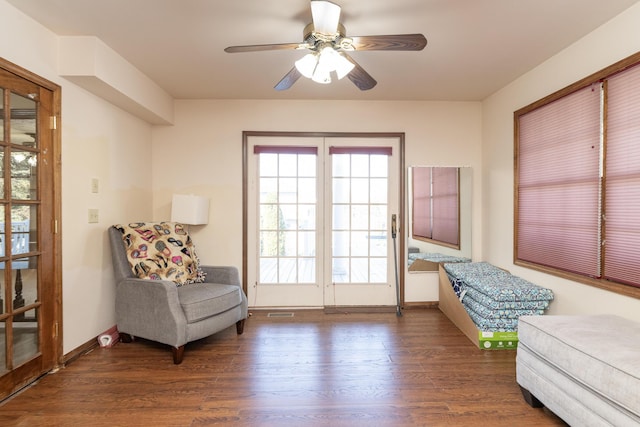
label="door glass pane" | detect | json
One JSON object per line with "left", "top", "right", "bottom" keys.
{"left": 298, "top": 258, "right": 315, "bottom": 282}
{"left": 351, "top": 178, "right": 369, "bottom": 203}
{"left": 13, "top": 256, "right": 37, "bottom": 307}
{"left": 351, "top": 231, "right": 368, "bottom": 256}
{"left": 11, "top": 150, "right": 38, "bottom": 201}
{"left": 351, "top": 155, "right": 369, "bottom": 177}
{"left": 13, "top": 307, "right": 39, "bottom": 367}
{"left": 370, "top": 178, "right": 387, "bottom": 203}
{"left": 10, "top": 92, "right": 37, "bottom": 148}
{"left": 258, "top": 152, "right": 317, "bottom": 285}
{"left": 351, "top": 205, "right": 368, "bottom": 229}
{"left": 298, "top": 205, "right": 315, "bottom": 230}
{"left": 332, "top": 258, "right": 348, "bottom": 283}
{"left": 11, "top": 205, "right": 36, "bottom": 255}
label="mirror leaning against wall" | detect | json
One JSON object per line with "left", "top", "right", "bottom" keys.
{"left": 406, "top": 166, "right": 472, "bottom": 272}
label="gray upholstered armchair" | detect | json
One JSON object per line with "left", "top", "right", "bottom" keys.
{"left": 108, "top": 223, "right": 248, "bottom": 364}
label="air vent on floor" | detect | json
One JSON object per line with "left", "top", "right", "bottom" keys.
{"left": 267, "top": 312, "right": 294, "bottom": 318}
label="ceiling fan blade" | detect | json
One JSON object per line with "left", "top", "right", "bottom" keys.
{"left": 350, "top": 34, "right": 427, "bottom": 51}
{"left": 224, "top": 42, "right": 302, "bottom": 53}
{"left": 274, "top": 67, "right": 303, "bottom": 91}
{"left": 343, "top": 54, "right": 377, "bottom": 91}
{"left": 311, "top": 0, "right": 341, "bottom": 35}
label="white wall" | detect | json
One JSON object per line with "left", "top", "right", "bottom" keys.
{"left": 482, "top": 2, "right": 640, "bottom": 321}
{"left": 151, "top": 99, "right": 483, "bottom": 272}
{"left": 1, "top": 0, "right": 154, "bottom": 353}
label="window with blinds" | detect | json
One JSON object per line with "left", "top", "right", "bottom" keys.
{"left": 515, "top": 55, "right": 640, "bottom": 292}
{"left": 516, "top": 85, "right": 601, "bottom": 277}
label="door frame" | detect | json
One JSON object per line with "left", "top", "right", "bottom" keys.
{"left": 0, "top": 58, "right": 63, "bottom": 398}
{"left": 242, "top": 131, "right": 405, "bottom": 307}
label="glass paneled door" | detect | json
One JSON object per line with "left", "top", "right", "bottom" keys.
{"left": 0, "top": 63, "right": 59, "bottom": 400}
{"left": 247, "top": 137, "right": 324, "bottom": 307}
{"left": 246, "top": 134, "right": 401, "bottom": 308}
{"left": 324, "top": 138, "right": 399, "bottom": 306}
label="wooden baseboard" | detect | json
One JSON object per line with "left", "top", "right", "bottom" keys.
{"left": 403, "top": 301, "right": 439, "bottom": 309}
{"left": 324, "top": 306, "right": 396, "bottom": 314}
{"left": 63, "top": 337, "right": 99, "bottom": 366}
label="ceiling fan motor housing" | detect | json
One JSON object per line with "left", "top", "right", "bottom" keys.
{"left": 302, "top": 22, "right": 351, "bottom": 51}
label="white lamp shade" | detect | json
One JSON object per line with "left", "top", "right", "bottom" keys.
{"left": 334, "top": 52, "right": 355, "bottom": 79}
{"left": 295, "top": 53, "right": 318, "bottom": 78}
{"left": 171, "top": 194, "right": 210, "bottom": 225}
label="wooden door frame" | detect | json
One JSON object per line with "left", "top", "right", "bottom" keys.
{"left": 242, "top": 131, "right": 406, "bottom": 307}
{"left": 0, "top": 58, "right": 63, "bottom": 374}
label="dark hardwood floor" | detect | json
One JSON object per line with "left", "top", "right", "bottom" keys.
{"left": 0, "top": 309, "right": 566, "bottom": 426}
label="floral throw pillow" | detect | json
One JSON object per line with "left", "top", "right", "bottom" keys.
{"left": 114, "top": 222, "right": 206, "bottom": 286}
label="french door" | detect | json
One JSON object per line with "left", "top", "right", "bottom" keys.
{"left": 0, "top": 60, "right": 61, "bottom": 401}
{"left": 244, "top": 133, "right": 402, "bottom": 308}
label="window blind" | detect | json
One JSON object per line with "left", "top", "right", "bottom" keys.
{"left": 411, "top": 167, "right": 459, "bottom": 246}
{"left": 328, "top": 146, "right": 392, "bottom": 155}
{"left": 517, "top": 85, "right": 601, "bottom": 277}
{"left": 431, "top": 167, "right": 459, "bottom": 245}
{"left": 254, "top": 145, "right": 318, "bottom": 155}
{"left": 412, "top": 167, "right": 431, "bottom": 238}
{"left": 603, "top": 63, "right": 640, "bottom": 287}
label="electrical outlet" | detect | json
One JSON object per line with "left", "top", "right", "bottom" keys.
{"left": 91, "top": 178, "right": 99, "bottom": 193}
{"left": 88, "top": 209, "right": 99, "bottom": 223}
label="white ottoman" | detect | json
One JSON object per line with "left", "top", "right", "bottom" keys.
{"left": 517, "top": 314, "right": 640, "bottom": 427}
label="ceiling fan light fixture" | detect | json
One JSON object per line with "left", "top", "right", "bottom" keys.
{"left": 295, "top": 46, "right": 355, "bottom": 85}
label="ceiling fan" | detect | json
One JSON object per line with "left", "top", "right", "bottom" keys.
{"left": 224, "top": 0, "right": 427, "bottom": 91}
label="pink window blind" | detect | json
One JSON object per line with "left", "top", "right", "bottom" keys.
{"left": 328, "top": 146, "right": 392, "bottom": 155}
{"left": 412, "top": 167, "right": 431, "bottom": 238}
{"left": 254, "top": 145, "right": 318, "bottom": 155}
{"left": 603, "top": 63, "right": 640, "bottom": 288}
{"left": 412, "top": 167, "right": 459, "bottom": 246}
{"left": 431, "top": 167, "right": 459, "bottom": 245}
{"left": 517, "top": 85, "right": 601, "bottom": 277}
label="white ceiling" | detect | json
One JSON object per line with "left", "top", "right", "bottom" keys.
{"left": 7, "top": 0, "right": 639, "bottom": 101}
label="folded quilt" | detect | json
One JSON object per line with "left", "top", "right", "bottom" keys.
{"left": 462, "top": 293, "right": 545, "bottom": 319}
{"left": 462, "top": 287, "right": 551, "bottom": 311}
{"left": 464, "top": 305, "right": 520, "bottom": 332}
{"left": 443, "top": 262, "right": 554, "bottom": 302}
{"left": 409, "top": 252, "right": 471, "bottom": 263}
{"left": 443, "top": 261, "right": 554, "bottom": 332}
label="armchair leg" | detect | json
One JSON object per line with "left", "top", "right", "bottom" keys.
{"left": 172, "top": 345, "right": 185, "bottom": 364}
{"left": 236, "top": 319, "right": 246, "bottom": 335}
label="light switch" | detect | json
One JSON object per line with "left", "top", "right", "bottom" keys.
{"left": 91, "top": 178, "right": 99, "bottom": 193}
{"left": 88, "top": 209, "right": 99, "bottom": 223}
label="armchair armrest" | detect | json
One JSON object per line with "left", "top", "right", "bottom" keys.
{"left": 115, "top": 278, "right": 187, "bottom": 347}
{"left": 200, "top": 265, "right": 241, "bottom": 287}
